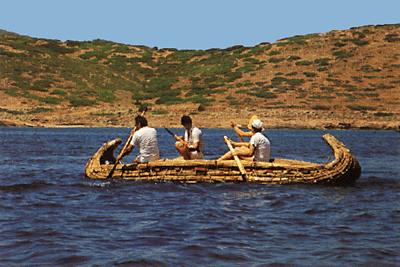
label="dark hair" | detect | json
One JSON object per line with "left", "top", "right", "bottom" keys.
{"left": 252, "top": 126, "right": 262, "bottom": 132}
{"left": 135, "top": 116, "right": 148, "bottom": 127}
{"left": 181, "top": 115, "right": 192, "bottom": 125}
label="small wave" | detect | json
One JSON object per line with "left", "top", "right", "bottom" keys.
{"left": 0, "top": 180, "right": 52, "bottom": 192}
{"left": 55, "top": 255, "right": 93, "bottom": 266}
{"left": 113, "top": 258, "right": 167, "bottom": 267}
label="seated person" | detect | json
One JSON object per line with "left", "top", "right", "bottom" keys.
{"left": 116, "top": 116, "right": 160, "bottom": 163}
{"left": 218, "top": 119, "right": 270, "bottom": 162}
{"left": 175, "top": 115, "right": 204, "bottom": 160}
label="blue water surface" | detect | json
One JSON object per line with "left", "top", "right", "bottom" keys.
{"left": 0, "top": 128, "right": 399, "bottom": 266}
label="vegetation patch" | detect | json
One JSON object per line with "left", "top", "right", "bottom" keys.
{"left": 373, "top": 112, "right": 393, "bottom": 117}
{"left": 295, "top": 60, "right": 313, "bottom": 66}
{"left": 0, "top": 108, "right": 23, "bottom": 115}
{"left": 312, "top": 105, "right": 330, "bottom": 110}
{"left": 268, "top": 57, "right": 285, "bottom": 63}
{"left": 384, "top": 34, "right": 400, "bottom": 42}
{"left": 27, "top": 107, "right": 54, "bottom": 114}
{"left": 314, "top": 58, "right": 330, "bottom": 66}
{"left": 332, "top": 50, "right": 354, "bottom": 59}
{"left": 287, "top": 56, "right": 301, "bottom": 61}
{"left": 1, "top": 24, "right": 399, "bottom": 119}
{"left": 360, "top": 65, "right": 381, "bottom": 73}
{"left": 153, "top": 110, "right": 169, "bottom": 115}
{"left": 285, "top": 72, "right": 298, "bottom": 76}
{"left": 346, "top": 105, "right": 376, "bottom": 111}
{"left": 303, "top": 72, "right": 317, "bottom": 77}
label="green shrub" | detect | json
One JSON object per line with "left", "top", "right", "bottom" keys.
{"left": 373, "top": 112, "right": 393, "bottom": 117}
{"left": 303, "top": 72, "right": 317, "bottom": 77}
{"left": 42, "top": 96, "right": 63, "bottom": 104}
{"left": 295, "top": 60, "right": 313, "bottom": 66}
{"left": 346, "top": 105, "right": 376, "bottom": 111}
{"left": 349, "top": 39, "right": 369, "bottom": 46}
{"left": 246, "top": 90, "right": 277, "bottom": 99}
{"left": 314, "top": 58, "right": 330, "bottom": 66}
{"left": 332, "top": 50, "right": 354, "bottom": 59}
{"left": 370, "top": 84, "right": 395, "bottom": 89}
{"left": 326, "top": 78, "right": 341, "bottom": 86}
{"left": 285, "top": 72, "right": 298, "bottom": 76}
{"left": 27, "top": 107, "right": 54, "bottom": 113}
{"left": 68, "top": 97, "right": 97, "bottom": 106}
{"left": 51, "top": 89, "right": 68, "bottom": 96}
{"left": 152, "top": 110, "right": 169, "bottom": 115}
{"left": 268, "top": 51, "right": 281, "bottom": 56}
{"left": 30, "top": 80, "right": 53, "bottom": 92}
{"left": 320, "top": 87, "right": 334, "bottom": 92}
{"left": 352, "top": 31, "right": 366, "bottom": 38}
{"left": 384, "top": 34, "right": 400, "bottom": 42}
{"left": 361, "top": 65, "right": 381, "bottom": 73}
{"left": 271, "top": 77, "right": 287, "bottom": 86}
{"left": 317, "top": 67, "right": 328, "bottom": 72}
{"left": 286, "top": 79, "right": 305, "bottom": 87}
{"left": 268, "top": 57, "right": 285, "bottom": 63}
{"left": 285, "top": 34, "right": 319, "bottom": 45}
{"left": 312, "top": 105, "right": 330, "bottom": 110}
{"left": 4, "top": 109, "right": 23, "bottom": 115}
{"left": 155, "top": 95, "right": 185, "bottom": 105}
{"left": 40, "top": 40, "right": 75, "bottom": 54}
{"left": 310, "top": 95, "right": 334, "bottom": 100}
{"left": 334, "top": 42, "right": 347, "bottom": 47}
{"left": 288, "top": 55, "right": 301, "bottom": 61}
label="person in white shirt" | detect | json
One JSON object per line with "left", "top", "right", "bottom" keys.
{"left": 218, "top": 119, "right": 270, "bottom": 162}
{"left": 116, "top": 116, "right": 160, "bottom": 163}
{"left": 175, "top": 115, "right": 204, "bottom": 160}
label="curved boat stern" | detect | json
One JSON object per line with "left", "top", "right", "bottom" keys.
{"left": 84, "top": 139, "right": 122, "bottom": 178}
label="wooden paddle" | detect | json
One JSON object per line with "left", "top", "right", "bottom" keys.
{"left": 164, "top": 127, "right": 184, "bottom": 143}
{"left": 106, "top": 107, "right": 147, "bottom": 178}
{"left": 223, "top": 136, "right": 249, "bottom": 182}
{"left": 231, "top": 120, "right": 245, "bottom": 142}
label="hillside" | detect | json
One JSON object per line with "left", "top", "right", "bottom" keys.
{"left": 0, "top": 24, "right": 399, "bottom": 130}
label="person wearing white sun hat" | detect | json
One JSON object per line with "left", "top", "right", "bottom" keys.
{"left": 218, "top": 119, "right": 270, "bottom": 162}
{"left": 230, "top": 115, "right": 265, "bottom": 140}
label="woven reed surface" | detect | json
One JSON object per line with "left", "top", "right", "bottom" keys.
{"left": 85, "top": 134, "right": 361, "bottom": 185}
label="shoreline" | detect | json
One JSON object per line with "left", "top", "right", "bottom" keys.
{"left": 1, "top": 112, "right": 398, "bottom": 131}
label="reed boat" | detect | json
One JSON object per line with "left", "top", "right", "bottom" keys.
{"left": 85, "top": 134, "right": 361, "bottom": 185}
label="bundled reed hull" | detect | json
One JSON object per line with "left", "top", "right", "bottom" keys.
{"left": 85, "top": 134, "right": 361, "bottom": 185}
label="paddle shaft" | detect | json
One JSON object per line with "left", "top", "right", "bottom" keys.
{"left": 164, "top": 128, "right": 185, "bottom": 143}
{"left": 107, "top": 108, "right": 147, "bottom": 178}
{"left": 223, "top": 136, "right": 249, "bottom": 182}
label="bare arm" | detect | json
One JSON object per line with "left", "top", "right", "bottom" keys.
{"left": 116, "top": 144, "right": 134, "bottom": 162}
{"left": 230, "top": 121, "right": 253, "bottom": 137}
{"left": 224, "top": 137, "right": 250, "bottom": 148}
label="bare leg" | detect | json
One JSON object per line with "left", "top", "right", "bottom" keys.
{"left": 218, "top": 147, "right": 251, "bottom": 161}
{"left": 175, "top": 141, "right": 191, "bottom": 160}
{"left": 218, "top": 151, "right": 233, "bottom": 161}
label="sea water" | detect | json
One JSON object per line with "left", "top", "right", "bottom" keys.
{"left": 0, "top": 127, "right": 399, "bottom": 266}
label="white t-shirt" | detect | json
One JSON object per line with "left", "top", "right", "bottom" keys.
{"left": 184, "top": 126, "right": 204, "bottom": 159}
{"left": 130, "top": 126, "right": 160, "bottom": 163}
{"left": 250, "top": 132, "right": 270, "bottom": 162}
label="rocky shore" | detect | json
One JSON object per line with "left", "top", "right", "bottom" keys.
{"left": 1, "top": 106, "right": 398, "bottom": 131}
